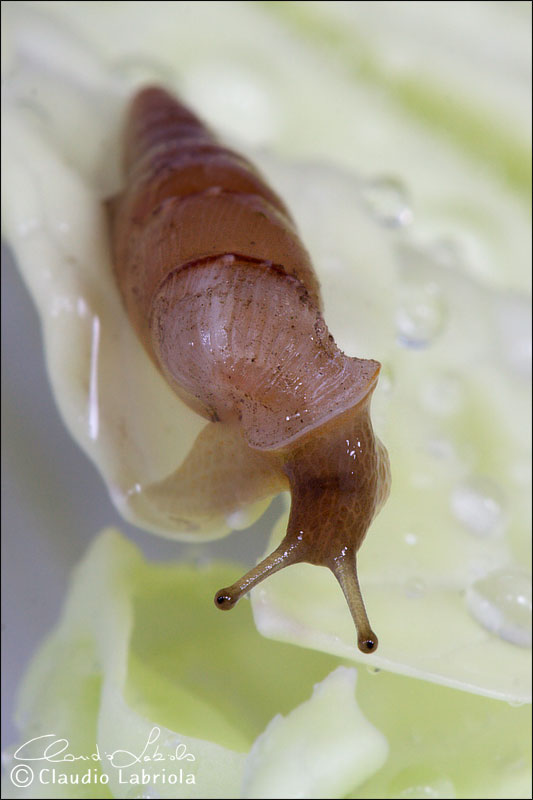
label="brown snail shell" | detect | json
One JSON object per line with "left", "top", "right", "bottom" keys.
{"left": 108, "top": 86, "right": 391, "bottom": 653}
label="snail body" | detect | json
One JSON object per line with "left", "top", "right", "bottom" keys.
{"left": 109, "top": 87, "right": 390, "bottom": 653}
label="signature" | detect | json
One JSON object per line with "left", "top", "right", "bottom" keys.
{"left": 13, "top": 727, "right": 196, "bottom": 768}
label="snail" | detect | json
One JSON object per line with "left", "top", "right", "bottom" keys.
{"left": 108, "top": 86, "right": 391, "bottom": 653}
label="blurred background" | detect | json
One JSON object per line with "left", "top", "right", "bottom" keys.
{"left": 2, "top": 0, "right": 531, "bottom": 753}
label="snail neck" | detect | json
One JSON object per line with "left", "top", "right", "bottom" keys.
{"left": 277, "top": 400, "right": 383, "bottom": 653}
{"left": 210, "top": 361, "right": 388, "bottom": 655}
{"left": 281, "top": 399, "right": 380, "bottom": 566}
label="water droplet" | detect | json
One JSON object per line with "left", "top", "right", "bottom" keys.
{"left": 397, "top": 784, "right": 455, "bottom": 799}
{"left": 360, "top": 176, "right": 413, "bottom": 227}
{"left": 225, "top": 508, "right": 255, "bottom": 530}
{"left": 379, "top": 363, "right": 394, "bottom": 395}
{"left": 16, "top": 217, "right": 40, "bottom": 238}
{"left": 319, "top": 252, "right": 346, "bottom": 274}
{"left": 420, "top": 374, "right": 462, "bottom": 416}
{"left": 405, "top": 578, "right": 426, "bottom": 598}
{"left": 493, "top": 293, "right": 532, "bottom": 378}
{"left": 76, "top": 297, "right": 89, "bottom": 317}
{"left": 465, "top": 568, "right": 532, "bottom": 647}
{"left": 183, "top": 544, "right": 210, "bottom": 567}
{"left": 411, "top": 471, "right": 434, "bottom": 489}
{"left": 389, "top": 768, "right": 456, "bottom": 799}
{"left": 504, "top": 757, "right": 528, "bottom": 785}
{"left": 125, "top": 787, "right": 160, "bottom": 800}
{"left": 426, "top": 437, "right": 456, "bottom": 461}
{"left": 451, "top": 477, "right": 507, "bottom": 539}
{"left": 394, "top": 241, "right": 449, "bottom": 348}
{"left": 466, "top": 551, "right": 506, "bottom": 583}
{"left": 396, "top": 281, "right": 447, "bottom": 348}
{"left": 404, "top": 532, "right": 418, "bottom": 546}
{"left": 429, "top": 237, "right": 464, "bottom": 269}
{"left": 15, "top": 97, "right": 50, "bottom": 125}
{"left": 366, "top": 665, "right": 381, "bottom": 675}
{"left": 510, "top": 459, "right": 532, "bottom": 486}
{"left": 109, "top": 56, "right": 174, "bottom": 86}
{"left": 508, "top": 675, "right": 529, "bottom": 703}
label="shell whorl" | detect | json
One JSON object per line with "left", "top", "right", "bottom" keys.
{"left": 111, "top": 87, "right": 321, "bottom": 355}
{"left": 151, "top": 258, "right": 380, "bottom": 450}
{"left": 110, "top": 86, "right": 391, "bottom": 654}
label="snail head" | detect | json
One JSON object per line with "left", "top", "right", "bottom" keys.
{"left": 215, "top": 394, "right": 390, "bottom": 654}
